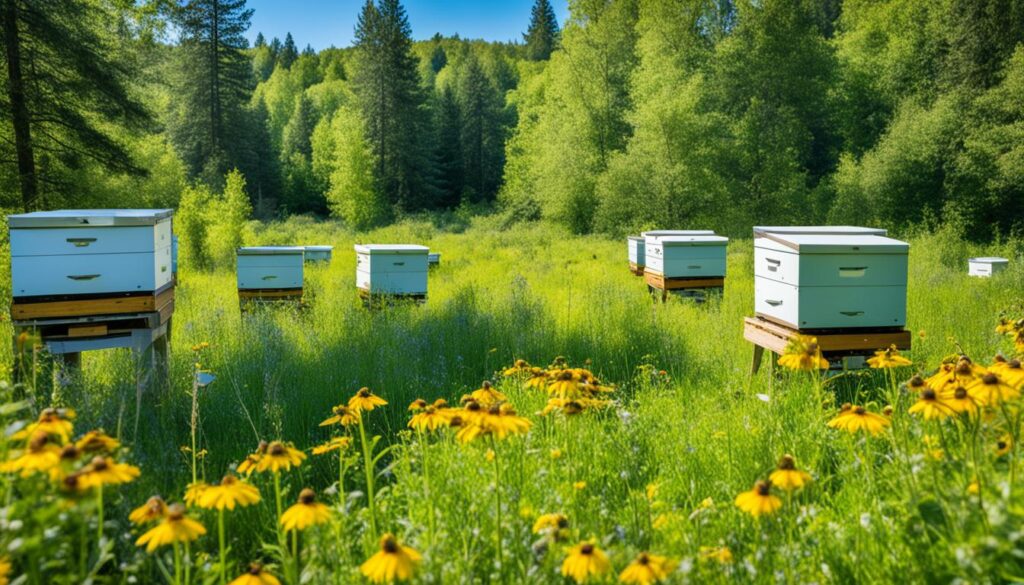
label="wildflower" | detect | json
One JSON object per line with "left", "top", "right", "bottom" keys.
{"left": 0, "top": 432, "right": 61, "bottom": 477}
{"left": 320, "top": 404, "right": 359, "bottom": 427}
{"left": 135, "top": 503, "right": 206, "bottom": 553}
{"left": 942, "top": 386, "right": 979, "bottom": 415}
{"left": 533, "top": 513, "right": 569, "bottom": 535}
{"left": 432, "top": 398, "right": 449, "bottom": 409}
{"left": 550, "top": 448, "right": 563, "bottom": 459}
{"left": 255, "top": 441, "right": 305, "bottom": 473}
{"left": 408, "top": 398, "right": 428, "bottom": 412}
{"left": 907, "top": 375, "right": 928, "bottom": 394}
{"left": 995, "top": 434, "right": 1013, "bottom": 457}
{"left": 12, "top": 407, "right": 76, "bottom": 441}
{"left": 184, "top": 481, "right": 209, "bottom": 506}
{"left": 867, "top": 345, "right": 912, "bottom": 368}
{"left": 735, "top": 481, "right": 782, "bottom": 517}
{"left": 561, "top": 541, "right": 611, "bottom": 584}
{"left": 237, "top": 454, "right": 261, "bottom": 475}
{"left": 548, "top": 370, "right": 582, "bottom": 399}
{"left": 312, "top": 436, "right": 352, "bottom": 455}
{"left": 619, "top": 553, "right": 675, "bottom": 585}
{"left": 456, "top": 403, "right": 532, "bottom": 443}
{"left": 229, "top": 563, "right": 280, "bottom": 585}
{"left": 0, "top": 557, "right": 9, "bottom": 585}
{"left": 74, "top": 430, "right": 120, "bottom": 454}
{"left": 503, "top": 359, "right": 532, "bottom": 376}
{"left": 360, "top": 533, "right": 422, "bottom": 583}
{"left": 191, "top": 341, "right": 210, "bottom": 352}
{"left": 77, "top": 456, "right": 140, "bottom": 489}
{"left": 469, "top": 381, "right": 506, "bottom": 405}
{"left": 827, "top": 406, "right": 890, "bottom": 436}
{"left": 925, "top": 363, "right": 958, "bottom": 394}
{"left": 130, "top": 496, "right": 169, "bottom": 525}
{"left": 908, "top": 389, "right": 955, "bottom": 420}
{"left": 280, "top": 488, "right": 330, "bottom": 532}
{"left": 967, "top": 373, "right": 1020, "bottom": 406}
{"left": 646, "top": 483, "right": 660, "bottom": 501}
{"left": 524, "top": 367, "right": 549, "bottom": 390}
{"left": 769, "top": 455, "right": 812, "bottom": 491}
{"left": 573, "top": 481, "right": 587, "bottom": 491}
{"left": 408, "top": 406, "right": 449, "bottom": 432}
{"left": 348, "top": 387, "right": 387, "bottom": 413}
{"left": 198, "top": 475, "right": 261, "bottom": 511}
{"left": 967, "top": 479, "right": 980, "bottom": 495}
{"left": 777, "top": 335, "right": 828, "bottom": 371}
{"left": 698, "top": 546, "right": 733, "bottom": 564}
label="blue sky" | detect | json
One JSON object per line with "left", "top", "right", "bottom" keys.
{"left": 246, "top": 0, "right": 570, "bottom": 50}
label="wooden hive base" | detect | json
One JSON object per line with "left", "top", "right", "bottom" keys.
{"left": 238, "top": 288, "right": 304, "bottom": 311}
{"left": 644, "top": 271, "right": 724, "bottom": 302}
{"left": 628, "top": 262, "right": 645, "bottom": 276}
{"left": 358, "top": 288, "right": 427, "bottom": 309}
{"left": 744, "top": 316, "right": 911, "bottom": 374}
{"left": 12, "top": 286, "right": 174, "bottom": 320}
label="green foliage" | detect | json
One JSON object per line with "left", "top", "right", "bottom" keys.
{"left": 523, "top": 0, "right": 560, "bottom": 61}
{"left": 176, "top": 183, "right": 215, "bottom": 270}
{"left": 206, "top": 169, "right": 253, "bottom": 268}
{"left": 316, "top": 108, "right": 387, "bottom": 229}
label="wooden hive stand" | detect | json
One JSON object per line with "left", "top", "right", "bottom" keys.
{"left": 644, "top": 270, "right": 725, "bottom": 302}
{"left": 628, "top": 262, "right": 645, "bottom": 277}
{"left": 238, "top": 288, "right": 304, "bottom": 310}
{"left": 744, "top": 316, "right": 911, "bottom": 374}
{"left": 357, "top": 288, "right": 427, "bottom": 310}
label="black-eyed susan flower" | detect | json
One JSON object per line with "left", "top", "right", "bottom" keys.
{"left": 908, "top": 388, "right": 955, "bottom": 420}
{"left": 184, "top": 481, "right": 209, "bottom": 507}
{"left": 360, "top": 533, "right": 422, "bottom": 583}
{"left": 548, "top": 370, "right": 582, "bottom": 399}
{"left": 619, "top": 552, "right": 675, "bottom": 585}
{"left": 198, "top": 475, "right": 261, "bottom": 511}
{"left": 0, "top": 556, "right": 9, "bottom": 585}
{"left": 254, "top": 441, "right": 305, "bottom": 474}
{"left": 348, "top": 387, "right": 387, "bottom": 413}
{"left": 407, "top": 398, "right": 428, "bottom": 412}
{"left": 135, "top": 503, "right": 206, "bottom": 553}
{"left": 468, "top": 381, "right": 506, "bottom": 405}
{"left": 12, "top": 407, "right": 76, "bottom": 441}
{"left": 561, "top": 541, "right": 610, "bottom": 584}
{"left": 77, "top": 456, "right": 140, "bottom": 489}
{"left": 967, "top": 373, "right": 1020, "bottom": 406}
{"left": 942, "top": 385, "right": 979, "bottom": 415}
{"left": 995, "top": 434, "right": 1013, "bottom": 457}
{"left": 130, "top": 495, "right": 169, "bottom": 525}
{"left": 456, "top": 403, "right": 532, "bottom": 443}
{"left": 768, "top": 454, "right": 811, "bottom": 491}
{"left": 867, "top": 345, "right": 912, "bottom": 368}
{"left": 532, "top": 513, "right": 569, "bottom": 537}
{"left": 777, "top": 335, "right": 828, "bottom": 371}
{"left": 925, "top": 363, "right": 958, "bottom": 394}
{"left": 827, "top": 406, "right": 890, "bottom": 436}
{"left": 503, "top": 359, "right": 532, "bottom": 376}
{"left": 280, "top": 488, "right": 330, "bottom": 532}
{"left": 74, "top": 430, "right": 120, "bottom": 454}
{"left": 312, "top": 436, "right": 352, "bottom": 455}
{"left": 524, "top": 367, "right": 549, "bottom": 390}
{"left": 408, "top": 406, "right": 449, "bottom": 432}
{"left": 228, "top": 563, "right": 280, "bottom": 585}
{"left": 0, "top": 432, "right": 61, "bottom": 477}
{"left": 734, "top": 480, "right": 782, "bottom": 517}
{"left": 991, "top": 358, "right": 1024, "bottom": 388}
{"left": 698, "top": 546, "right": 733, "bottom": 564}
{"left": 320, "top": 404, "right": 359, "bottom": 427}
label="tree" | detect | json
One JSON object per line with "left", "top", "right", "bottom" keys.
{"left": 279, "top": 31, "right": 297, "bottom": 68}
{"left": 169, "top": 0, "right": 254, "bottom": 188}
{"left": 434, "top": 85, "right": 463, "bottom": 207}
{"left": 0, "top": 0, "right": 151, "bottom": 209}
{"left": 523, "top": 0, "right": 560, "bottom": 61}
{"left": 457, "top": 54, "right": 503, "bottom": 202}
{"left": 254, "top": 31, "right": 265, "bottom": 46}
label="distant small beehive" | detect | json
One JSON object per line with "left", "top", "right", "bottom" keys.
{"left": 644, "top": 234, "right": 729, "bottom": 279}
{"left": 968, "top": 257, "right": 1008, "bottom": 277}
{"left": 355, "top": 244, "right": 429, "bottom": 296}
{"left": 303, "top": 245, "right": 333, "bottom": 263}
{"left": 627, "top": 236, "right": 645, "bottom": 275}
{"left": 172, "top": 234, "right": 179, "bottom": 278}
{"left": 428, "top": 252, "right": 441, "bottom": 267}
{"left": 237, "top": 246, "right": 304, "bottom": 291}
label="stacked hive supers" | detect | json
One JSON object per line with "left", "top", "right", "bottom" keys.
{"left": 237, "top": 246, "right": 305, "bottom": 305}
{"left": 642, "top": 231, "right": 728, "bottom": 299}
{"left": 355, "top": 244, "right": 429, "bottom": 301}
{"left": 968, "top": 257, "right": 1009, "bottom": 278}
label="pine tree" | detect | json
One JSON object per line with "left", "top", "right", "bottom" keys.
{"left": 301, "top": 43, "right": 315, "bottom": 57}
{"left": 457, "top": 54, "right": 503, "bottom": 202}
{"left": 268, "top": 35, "right": 281, "bottom": 57}
{"left": 523, "top": 0, "right": 560, "bottom": 61}
{"left": 0, "top": 0, "right": 151, "bottom": 209}
{"left": 254, "top": 31, "right": 265, "bottom": 47}
{"left": 279, "top": 31, "right": 298, "bottom": 68}
{"left": 434, "top": 85, "right": 463, "bottom": 207}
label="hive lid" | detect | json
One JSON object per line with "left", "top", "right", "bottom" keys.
{"left": 757, "top": 233, "right": 908, "bottom": 254}
{"left": 8, "top": 209, "right": 174, "bottom": 228}
{"left": 237, "top": 246, "right": 305, "bottom": 255}
{"left": 969, "top": 256, "right": 1009, "bottom": 263}
{"left": 641, "top": 230, "right": 716, "bottom": 237}
{"left": 627, "top": 235, "right": 645, "bottom": 242}
{"left": 355, "top": 244, "right": 429, "bottom": 255}
{"left": 656, "top": 235, "right": 729, "bottom": 246}
{"left": 753, "top": 225, "right": 887, "bottom": 237}
{"left": 304, "top": 245, "right": 334, "bottom": 252}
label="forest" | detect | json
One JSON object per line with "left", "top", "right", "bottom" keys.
{"left": 1, "top": 0, "right": 1022, "bottom": 241}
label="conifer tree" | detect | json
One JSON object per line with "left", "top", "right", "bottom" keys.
{"left": 523, "top": 0, "right": 560, "bottom": 61}
{"left": 279, "top": 31, "right": 298, "bottom": 68}
{"left": 254, "top": 31, "right": 265, "bottom": 47}
{"left": 457, "top": 54, "right": 503, "bottom": 202}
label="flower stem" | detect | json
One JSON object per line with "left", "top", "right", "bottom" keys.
{"left": 420, "top": 430, "right": 435, "bottom": 548}
{"left": 218, "top": 508, "right": 226, "bottom": 585}
{"left": 357, "top": 415, "right": 378, "bottom": 538}
{"left": 96, "top": 483, "right": 104, "bottom": 543}
{"left": 184, "top": 540, "right": 192, "bottom": 585}
{"left": 173, "top": 541, "right": 182, "bottom": 585}
{"left": 491, "top": 437, "right": 504, "bottom": 576}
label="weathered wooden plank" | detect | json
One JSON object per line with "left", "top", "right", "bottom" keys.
{"left": 12, "top": 287, "right": 174, "bottom": 320}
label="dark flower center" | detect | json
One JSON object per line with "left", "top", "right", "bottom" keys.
{"left": 466, "top": 402, "right": 482, "bottom": 412}
{"left": 382, "top": 537, "right": 399, "bottom": 554}
{"left": 1010, "top": 360, "right": 1022, "bottom": 369}
{"left": 559, "top": 371, "right": 573, "bottom": 381}
{"left": 299, "top": 488, "right": 316, "bottom": 505}
{"left": 248, "top": 563, "right": 263, "bottom": 575}
{"left": 909, "top": 375, "right": 925, "bottom": 388}
{"left": 358, "top": 388, "right": 371, "bottom": 397}
{"left": 778, "top": 455, "right": 795, "bottom": 470}
{"left": 982, "top": 373, "right": 998, "bottom": 385}
{"left": 854, "top": 406, "right": 866, "bottom": 415}
{"left": 448, "top": 416, "right": 464, "bottom": 428}
{"left": 637, "top": 553, "right": 650, "bottom": 565}
{"left": 60, "top": 445, "right": 80, "bottom": 460}
{"left": 998, "top": 441, "right": 1008, "bottom": 450}
{"left": 167, "top": 504, "right": 185, "bottom": 520}
{"left": 269, "top": 443, "right": 286, "bottom": 456}
{"left": 90, "top": 457, "right": 109, "bottom": 471}
{"left": 482, "top": 381, "right": 492, "bottom": 389}
{"left": 580, "top": 544, "right": 594, "bottom": 555}
{"left": 557, "top": 516, "right": 569, "bottom": 529}
{"left": 922, "top": 389, "right": 937, "bottom": 400}
{"left": 756, "top": 481, "right": 772, "bottom": 496}
{"left": 955, "top": 387, "right": 968, "bottom": 399}
{"left": 257, "top": 441, "right": 269, "bottom": 453}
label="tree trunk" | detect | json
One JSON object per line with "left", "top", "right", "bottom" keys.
{"left": 2, "top": 0, "right": 37, "bottom": 210}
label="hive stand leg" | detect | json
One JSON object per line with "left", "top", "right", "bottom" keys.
{"left": 751, "top": 345, "right": 765, "bottom": 376}
{"left": 131, "top": 333, "right": 157, "bottom": 440}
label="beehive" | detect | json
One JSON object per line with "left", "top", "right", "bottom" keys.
{"left": 9, "top": 209, "right": 174, "bottom": 299}
{"left": 303, "top": 245, "right": 333, "bottom": 263}
{"left": 428, "top": 253, "right": 441, "bottom": 267}
{"left": 355, "top": 244, "right": 429, "bottom": 296}
{"left": 627, "top": 236, "right": 645, "bottom": 273}
{"left": 968, "top": 257, "right": 1008, "bottom": 277}
{"left": 641, "top": 229, "right": 716, "bottom": 238}
{"left": 753, "top": 227, "right": 909, "bottom": 329}
{"left": 237, "top": 247, "right": 304, "bottom": 290}
{"left": 172, "top": 235, "right": 179, "bottom": 278}
{"left": 644, "top": 234, "right": 729, "bottom": 279}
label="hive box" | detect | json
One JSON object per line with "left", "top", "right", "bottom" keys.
{"left": 968, "top": 257, "right": 1008, "bottom": 277}
{"left": 753, "top": 226, "right": 887, "bottom": 238}
{"left": 9, "top": 209, "right": 174, "bottom": 299}
{"left": 237, "top": 247, "right": 304, "bottom": 290}
{"left": 628, "top": 236, "right": 645, "bottom": 269}
{"left": 753, "top": 228, "right": 909, "bottom": 330}
{"left": 645, "top": 234, "right": 729, "bottom": 279}
{"left": 428, "top": 253, "right": 441, "bottom": 267}
{"left": 303, "top": 245, "right": 333, "bottom": 263}
{"left": 355, "top": 244, "right": 429, "bottom": 295}
{"left": 172, "top": 235, "right": 179, "bottom": 276}
{"left": 642, "top": 229, "right": 716, "bottom": 238}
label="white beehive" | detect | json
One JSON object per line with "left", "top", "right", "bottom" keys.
{"left": 303, "top": 245, "right": 333, "bottom": 263}
{"left": 8, "top": 209, "right": 174, "bottom": 298}
{"left": 428, "top": 252, "right": 441, "bottom": 267}
{"left": 641, "top": 230, "right": 716, "bottom": 238}
{"left": 628, "top": 236, "right": 645, "bottom": 267}
{"left": 645, "top": 234, "right": 729, "bottom": 278}
{"left": 237, "top": 247, "right": 304, "bottom": 290}
{"left": 172, "top": 235, "right": 179, "bottom": 275}
{"left": 968, "top": 257, "right": 1008, "bottom": 277}
{"left": 754, "top": 228, "right": 909, "bottom": 329}
{"left": 355, "top": 244, "right": 429, "bottom": 295}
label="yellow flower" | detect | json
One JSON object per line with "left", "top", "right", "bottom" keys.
{"left": 237, "top": 454, "right": 261, "bottom": 475}
{"left": 991, "top": 357, "right": 1024, "bottom": 388}
{"left": 573, "top": 481, "right": 587, "bottom": 491}
{"left": 77, "top": 456, "right": 140, "bottom": 489}
{"left": 619, "top": 552, "right": 675, "bottom": 585}
{"left": 768, "top": 455, "right": 811, "bottom": 491}
{"left": 940, "top": 385, "right": 979, "bottom": 415}
{"left": 312, "top": 436, "right": 352, "bottom": 455}
{"left": 547, "top": 369, "right": 583, "bottom": 399}
{"left": 827, "top": 405, "right": 890, "bottom": 436}
{"left": 503, "top": 359, "right": 532, "bottom": 376}
{"left": 524, "top": 367, "right": 549, "bottom": 390}
{"left": 198, "top": 475, "right": 261, "bottom": 511}
{"left": 184, "top": 481, "right": 209, "bottom": 507}
{"left": 532, "top": 513, "right": 569, "bottom": 534}
{"left": 408, "top": 398, "right": 428, "bottom": 412}
{"left": 320, "top": 404, "right": 360, "bottom": 427}
{"left": 967, "top": 479, "right": 980, "bottom": 495}
{"left": 734, "top": 481, "right": 782, "bottom": 517}
{"left": 455, "top": 403, "right": 532, "bottom": 443}
{"left": 908, "top": 389, "right": 956, "bottom": 420}
{"left": 468, "top": 381, "right": 506, "bottom": 405}
{"left": 348, "top": 387, "right": 387, "bottom": 413}
{"left": 12, "top": 407, "right": 76, "bottom": 441}
{"left": 866, "top": 345, "right": 912, "bottom": 368}
{"left": 135, "top": 503, "right": 206, "bottom": 553}
{"left": 74, "top": 430, "right": 120, "bottom": 454}
{"left": 191, "top": 341, "right": 210, "bottom": 352}
{"left": 228, "top": 563, "right": 281, "bottom": 585}
{"left": 550, "top": 448, "right": 564, "bottom": 460}
{"left": 645, "top": 482, "right": 660, "bottom": 501}
{"left": 360, "top": 533, "right": 422, "bottom": 583}
{"left": 966, "top": 373, "right": 1020, "bottom": 406}
{"left": 408, "top": 406, "right": 449, "bottom": 432}
{"left": 255, "top": 441, "right": 306, "bottom": 474}
{"left": 130, "top": 495, "right": 169, "bottom": 525}
{"left": 777, "top": 335, "right": 828, "bottom": 371}
{"left": 561, "top": 541, "right": 611, "bottom": 584}
{"left": 0, "top": 432, "right": 61, "bottom": 477}
{"left": 0, "top": 556, "right": 9, "bottom": 585}
{"left": 995, "top": 434, "right": 1013, "bottom": 457}
{"left": 279, "top": 488, "right": 331, "bottom": 532}
{"left": 698, "top": 546, "right": 733, "bottom": 564}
